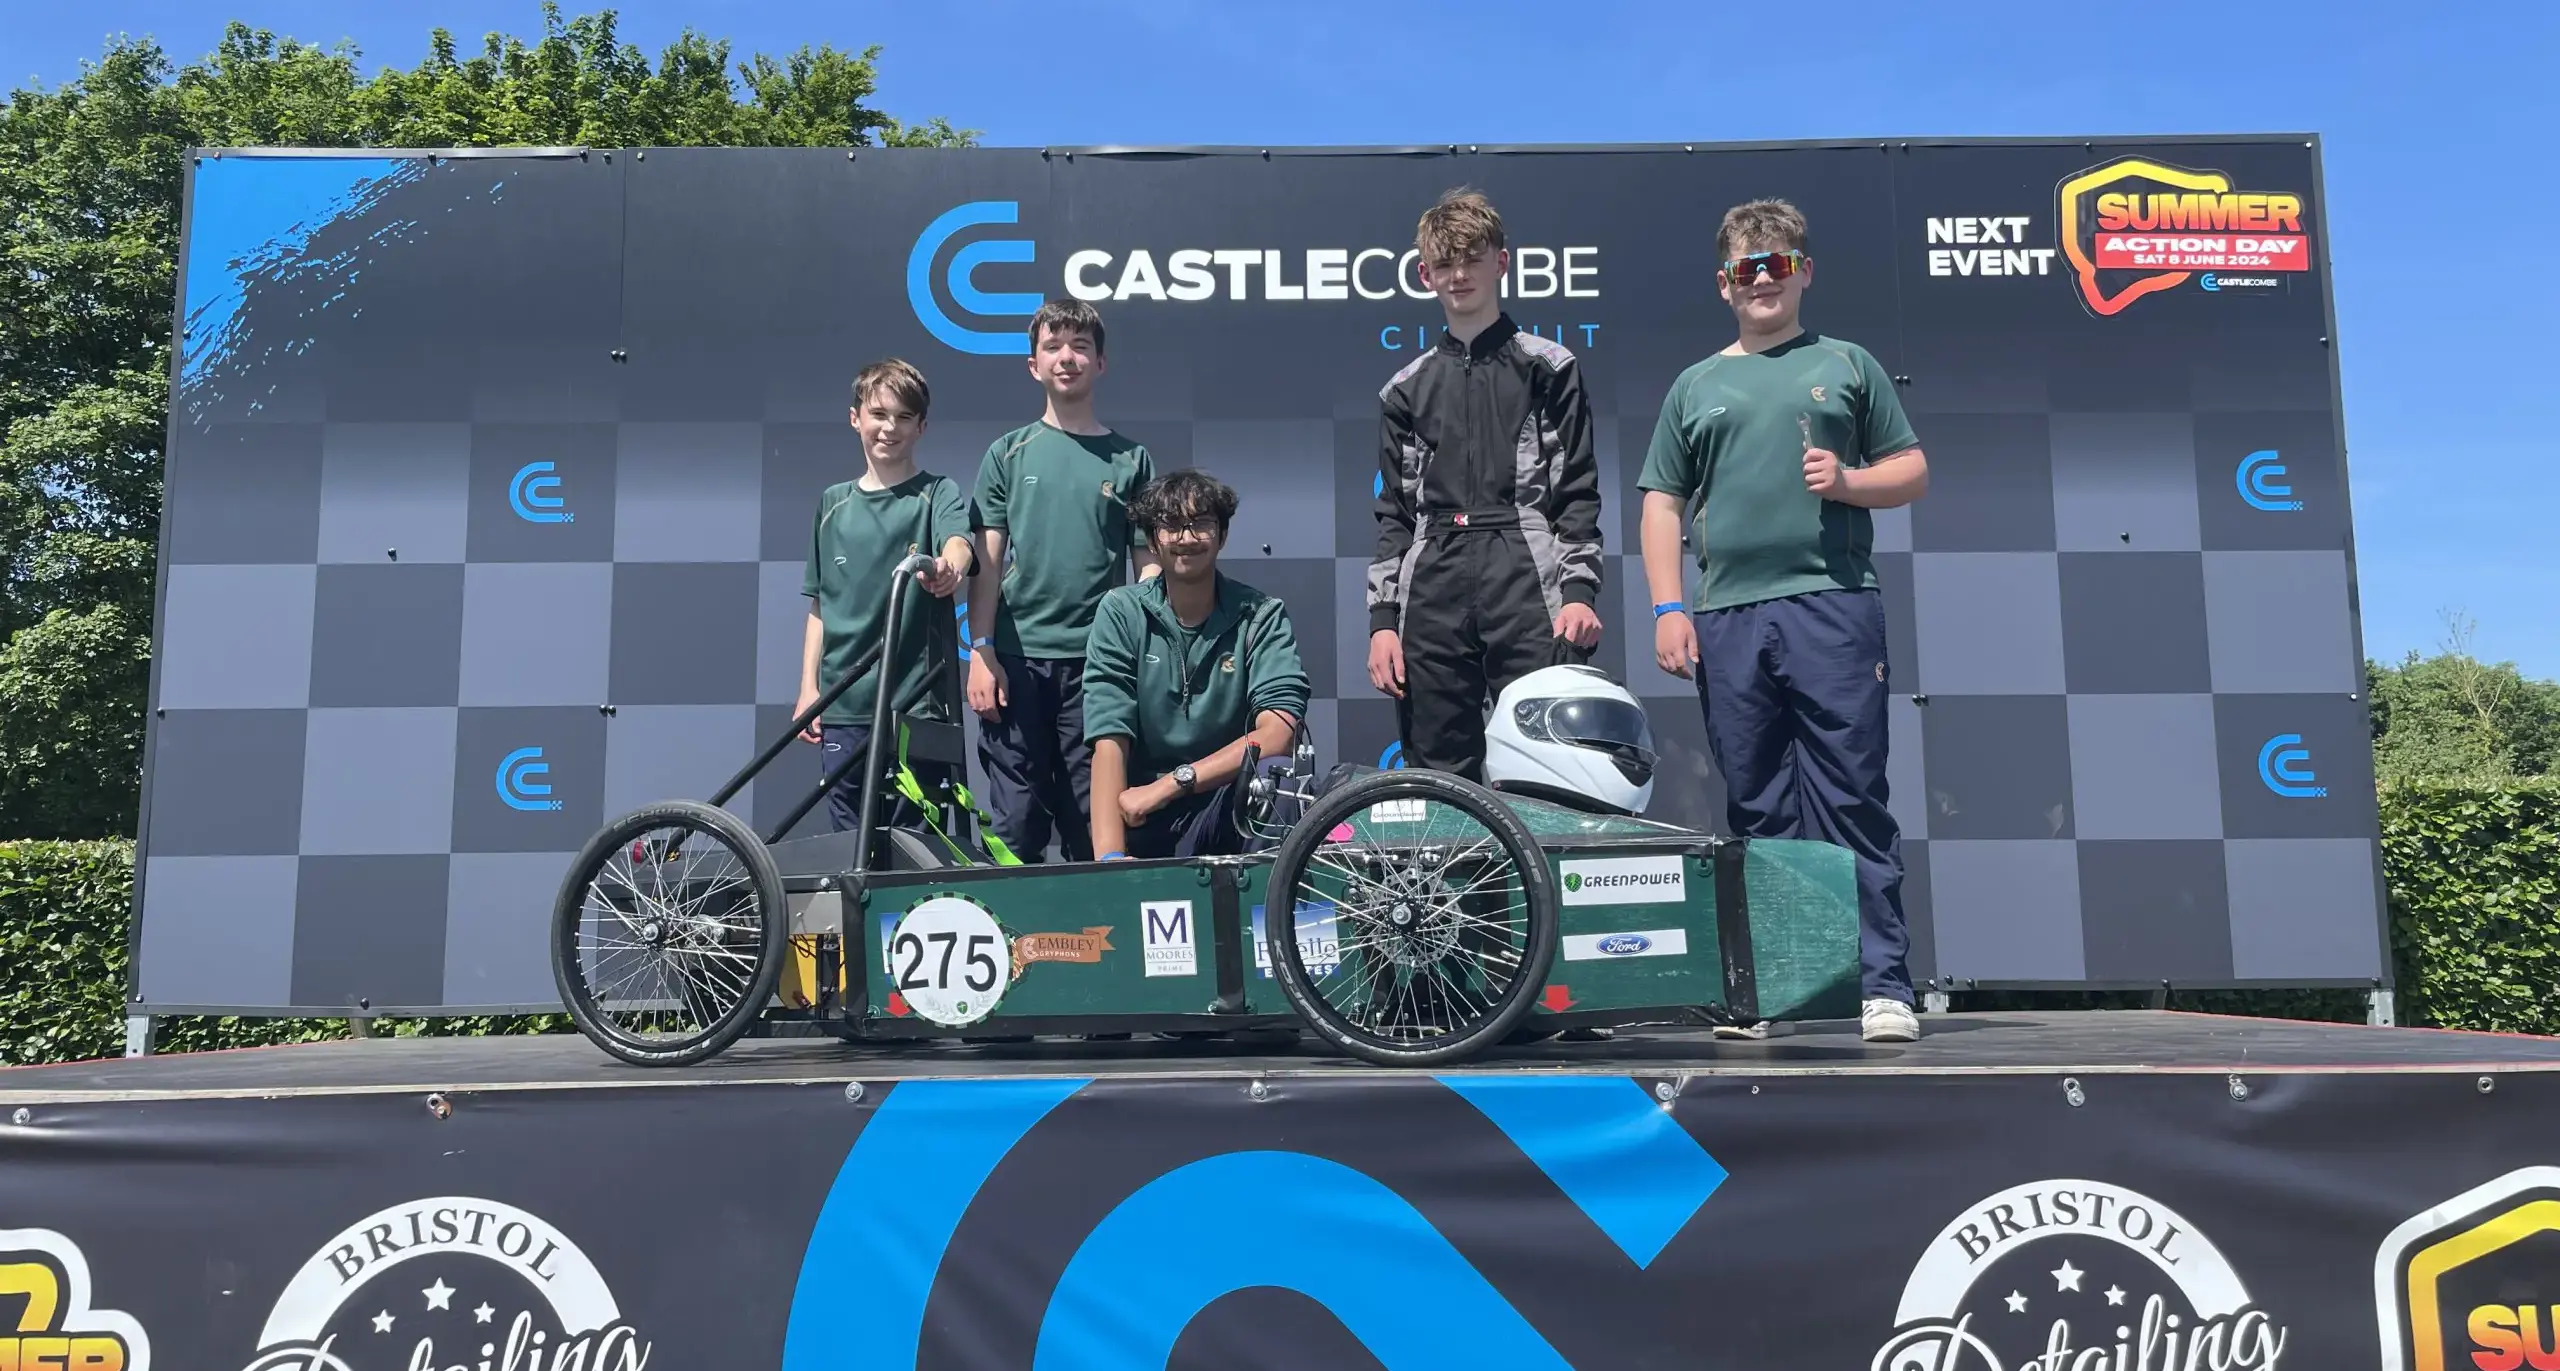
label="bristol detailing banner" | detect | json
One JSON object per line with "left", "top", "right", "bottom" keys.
{"left": 0, "top": 1069, "right": 2552, "bottom": 1367}
{"left": 135, "top": 139, "right": 2380, "bottom": 1014}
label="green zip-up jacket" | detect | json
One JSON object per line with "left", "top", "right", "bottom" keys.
{"left": 1082, "top": 572, "right": 1310, "bottom": 783}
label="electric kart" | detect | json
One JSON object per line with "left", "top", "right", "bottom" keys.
{"left": 548, "top": 556, "right": 1863, "bottom": 1069}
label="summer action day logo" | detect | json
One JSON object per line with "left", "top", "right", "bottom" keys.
{"left": 1872, "top": 1179, "right": 2288, "bottom": 1371}
{"left": 1920, "top": 156, "right": 2313, "bottom": 319}
{"left": 2059, "top": 157, "right": 2312, "bottom": 316}
{"left": 2378, "top": 1166, "right": 2560, "bottom": 1371}
{"left": 236, "top": 1196, "right": 651, "bottom": 1371}
{"left": 0, "top": 1227, "right": 151, "bottom": 1370}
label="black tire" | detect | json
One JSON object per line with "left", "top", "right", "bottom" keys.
{"left": 1263, "top": 769, "right": 1558, "bottom": 1067}
{"left": 551, "top": 800, "right": 787, "bottom": 1067}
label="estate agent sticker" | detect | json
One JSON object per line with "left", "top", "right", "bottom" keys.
{"left": 1012, "top": 926, "right": 1116, "bottom": 976}
{"left": 1142, "top": 900, "right": 1198, "bottom": 977}
{"left": 884, "top": 895, "right": 1011, "bottom": 1027}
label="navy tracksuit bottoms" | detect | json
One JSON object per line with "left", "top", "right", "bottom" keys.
{"left": 1692, "top": 587, "right": 1912, "bottom": 1005}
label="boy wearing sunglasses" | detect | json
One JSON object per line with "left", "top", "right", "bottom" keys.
{"left": 1636, "top": 199, "right": 1931, "bottom": 1044}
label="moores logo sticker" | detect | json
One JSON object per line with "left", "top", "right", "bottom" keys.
{"left": 497, "top": 746, "right": 563, "bottom": 812}
{"left": 2257, "top": 734, "right": 2327, "bottom": 799}
{"left": 908, "top": 201, "right": 1040, "bottom": 356}
{"left": 2237, "top": 450, "right": 2303, "bottom": 512}
{"left": 508, "top": 461, "right": 571, "bottom": 523}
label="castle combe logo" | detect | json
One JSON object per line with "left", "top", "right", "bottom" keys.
{"left": 237, "top": 1196, "right": 651, "bottom": 1371}
{"left": 1872, "top": 1179, "right": 2289, "bottom": 1371}
{"left": 907, "top": 198, "right": 1602, "bottom": 355}
{"left": 0, "top": 1227, "right": 151, "bottom": 1371}
{"left": 2237, "top": 450, "right": 2304, "bottom": 512}
{"left": 2257, "top": 734, "right": 2327, "bottom": 799}
{"left": 2379, "top": 1166, "right": 2560, "bottom": 1371}
{"left": 507, "top": 461, "right": 571, "bottom": 524}
{"left": 497, "top": 746, "right": 563, "bottom": 812}
{"left": 2059, "top": 157, "right": 2311, "bottom": 316}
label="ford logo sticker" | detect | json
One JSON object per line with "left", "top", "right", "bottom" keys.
{"left": 1598, "top": 934, "right": 1652, "bottom": 956}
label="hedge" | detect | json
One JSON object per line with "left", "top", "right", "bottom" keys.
{"left": 6, "top": 781, "right": 2557, "bottom": 1066}
{"left": 0, "top": 840, "right": 565, "bottom": 1066}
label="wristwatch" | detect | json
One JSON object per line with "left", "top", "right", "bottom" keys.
{"left": 1172, "top": 763, "right": 1197, "bottom": 794}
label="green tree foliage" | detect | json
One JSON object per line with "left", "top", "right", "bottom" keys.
{"left": 2367, "top": 613, "right": 2560, "bottom": 786}
{"left": 0, "top": 6, "right": 974, "bottom": 838}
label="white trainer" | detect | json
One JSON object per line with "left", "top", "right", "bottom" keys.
{"left": 1861, "top": 997, "right": 1921, "bottom": 1043}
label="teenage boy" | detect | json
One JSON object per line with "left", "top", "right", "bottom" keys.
{"left": 966, "top": 299, "right": 1159, "bottom": 862}
{"left": 1086, "top": 469, "right": 1310, "bottom": 860}
{"left": 799, "top": 358, "right": 976, "bottom": 833}
{"left": 1367, "top": 187, "right": 1605, "bottom": 782}
{"left": 1636, "top": 199, "right": 1932, "bottom": 1044}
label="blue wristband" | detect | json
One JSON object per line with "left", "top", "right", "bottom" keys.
{"left": 1652, "top": 601, "right": 1685, "bottom": 619}
{"left": 1098, "top": 851, "right": 1127, "bottom": 861}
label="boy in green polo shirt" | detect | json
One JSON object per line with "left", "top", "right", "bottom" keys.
{"left": 965, "top": 298, "right": 1159, "bottom": 862}
{"left": 799, "top": 357, "right": 976, "bottom": 833}
{"left": 1085, "top": 469, "right": 1309, "bottom": 861}
{"left": 1636, "top": 199, "right": 1933, "bottom": 1044}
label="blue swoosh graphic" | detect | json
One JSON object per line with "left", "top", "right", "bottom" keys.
{"left": 179, "top": 156, "right": 427, "bottom": 386}
{"left": 781, "top": 1077, "right": 1087, "bottom": 1369}
{"left": 1439, "top": 1075, "right": 1726, "bottom": 1268}
{"left": 1030, "top": 1151, "right": 1573, "bottom": 1371}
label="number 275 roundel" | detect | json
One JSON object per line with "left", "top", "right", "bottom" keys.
{"left": 885, "top": 895, "right": 1010, "bottom": 1026}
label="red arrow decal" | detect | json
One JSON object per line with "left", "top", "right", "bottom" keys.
{"left": 1540, "top": 985, "right": 1575, "bottom": 1012}
{"left": 887, "top": 991, "right": 911, "bottom": 1017}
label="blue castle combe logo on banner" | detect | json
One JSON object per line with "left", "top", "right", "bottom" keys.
{"left": 2237, "top": 450, "right": 2303, "bottom": 512}
{"left": 509, "top": 461, "right": 572, "bottom": 523}
{"left": 2257, "top": 734, "right": 2327, "bottom": 799}
{"left": 498, "top": 746, "right": 564, "bottom": 812}
{"left": 907, "top": 200, "right": 1041, "bottom": 357}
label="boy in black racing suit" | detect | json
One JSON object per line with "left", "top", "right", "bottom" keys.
{"left": 1365, "top": 188, "right": 1605, "bottom": 781}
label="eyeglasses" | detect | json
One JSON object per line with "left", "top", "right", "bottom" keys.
{"left": 1154, "top": 519, "right": 1220, "bottom": 542}
{"left": 1722, "top": 250, "right": 1808, "bottom": 284}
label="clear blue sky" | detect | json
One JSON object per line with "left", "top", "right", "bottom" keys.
{"left": 9, "top": 1, "right": 2550, "bottom": 678}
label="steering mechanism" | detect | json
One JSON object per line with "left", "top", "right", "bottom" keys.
{"left": 1236, "top": 720, "right": 1323, "bottom": 844}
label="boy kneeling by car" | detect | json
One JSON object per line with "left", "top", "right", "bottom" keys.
{"left": 1084, "top": 469, "right": 1310, "bottom": 861}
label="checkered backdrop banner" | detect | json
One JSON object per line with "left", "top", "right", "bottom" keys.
{"left": 132, "top": 138, "right": 2382, "bottom": 1015}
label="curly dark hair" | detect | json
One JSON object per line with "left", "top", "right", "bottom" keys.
{"left": 1129, "top": 468, "right": 1239, "bottom": 541}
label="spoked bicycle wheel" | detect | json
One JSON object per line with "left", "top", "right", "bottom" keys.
{"left": 1262, "top": 769, "right": 1558, "bottom": 1066}
{"left": 551, "top": 800, "right": 787, "bottom": 1067}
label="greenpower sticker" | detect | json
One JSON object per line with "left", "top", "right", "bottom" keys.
{"left": 1558, "top": 855, "right": 1685, "bottom": 906}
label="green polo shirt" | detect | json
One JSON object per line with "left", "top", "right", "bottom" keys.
{"left": 1637, "top": 332, "right": 1919, "bottom": 613}
{"left": 972, "top": 421, "right": 1155, "bottom": 659}
{"left": 802, "top": 471, "right": 974, "bottom": 725}
{"left": 1082, "top": 573, "right": 1311, "bottom": 782}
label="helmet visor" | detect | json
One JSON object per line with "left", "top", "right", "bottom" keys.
{"left": 1540, "top": 697, "right": 1657, "bottom": 780}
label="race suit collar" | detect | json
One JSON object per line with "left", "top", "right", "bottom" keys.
{"left": 1438, "top": 312, "right": 1518, "bottom": 360}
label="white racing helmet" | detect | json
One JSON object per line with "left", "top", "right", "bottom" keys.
{"left": 1484, "top": 664, "right": 1658, "bottom": 815}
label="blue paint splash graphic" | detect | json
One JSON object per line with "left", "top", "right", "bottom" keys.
{"left": 178, "top": 156, "right": 423, "bottom": 389}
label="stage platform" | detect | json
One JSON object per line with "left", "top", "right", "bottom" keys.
{"left": 5, "top": 1010, "right": 2558, "bottom": 1100}
{"left": 5, "top": 1011, "right": 2556, "bottom": 1367}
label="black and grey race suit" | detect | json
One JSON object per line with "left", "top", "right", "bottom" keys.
{"left": 1367, "top": 314, "right": 1604, "bottom": 780}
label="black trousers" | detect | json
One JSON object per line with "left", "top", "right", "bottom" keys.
{"left": 1394, "top": 527, "right": 1565, "bottom": 781}
{"left": 975, "top": 653, "right": 1094, "bottom": 862}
